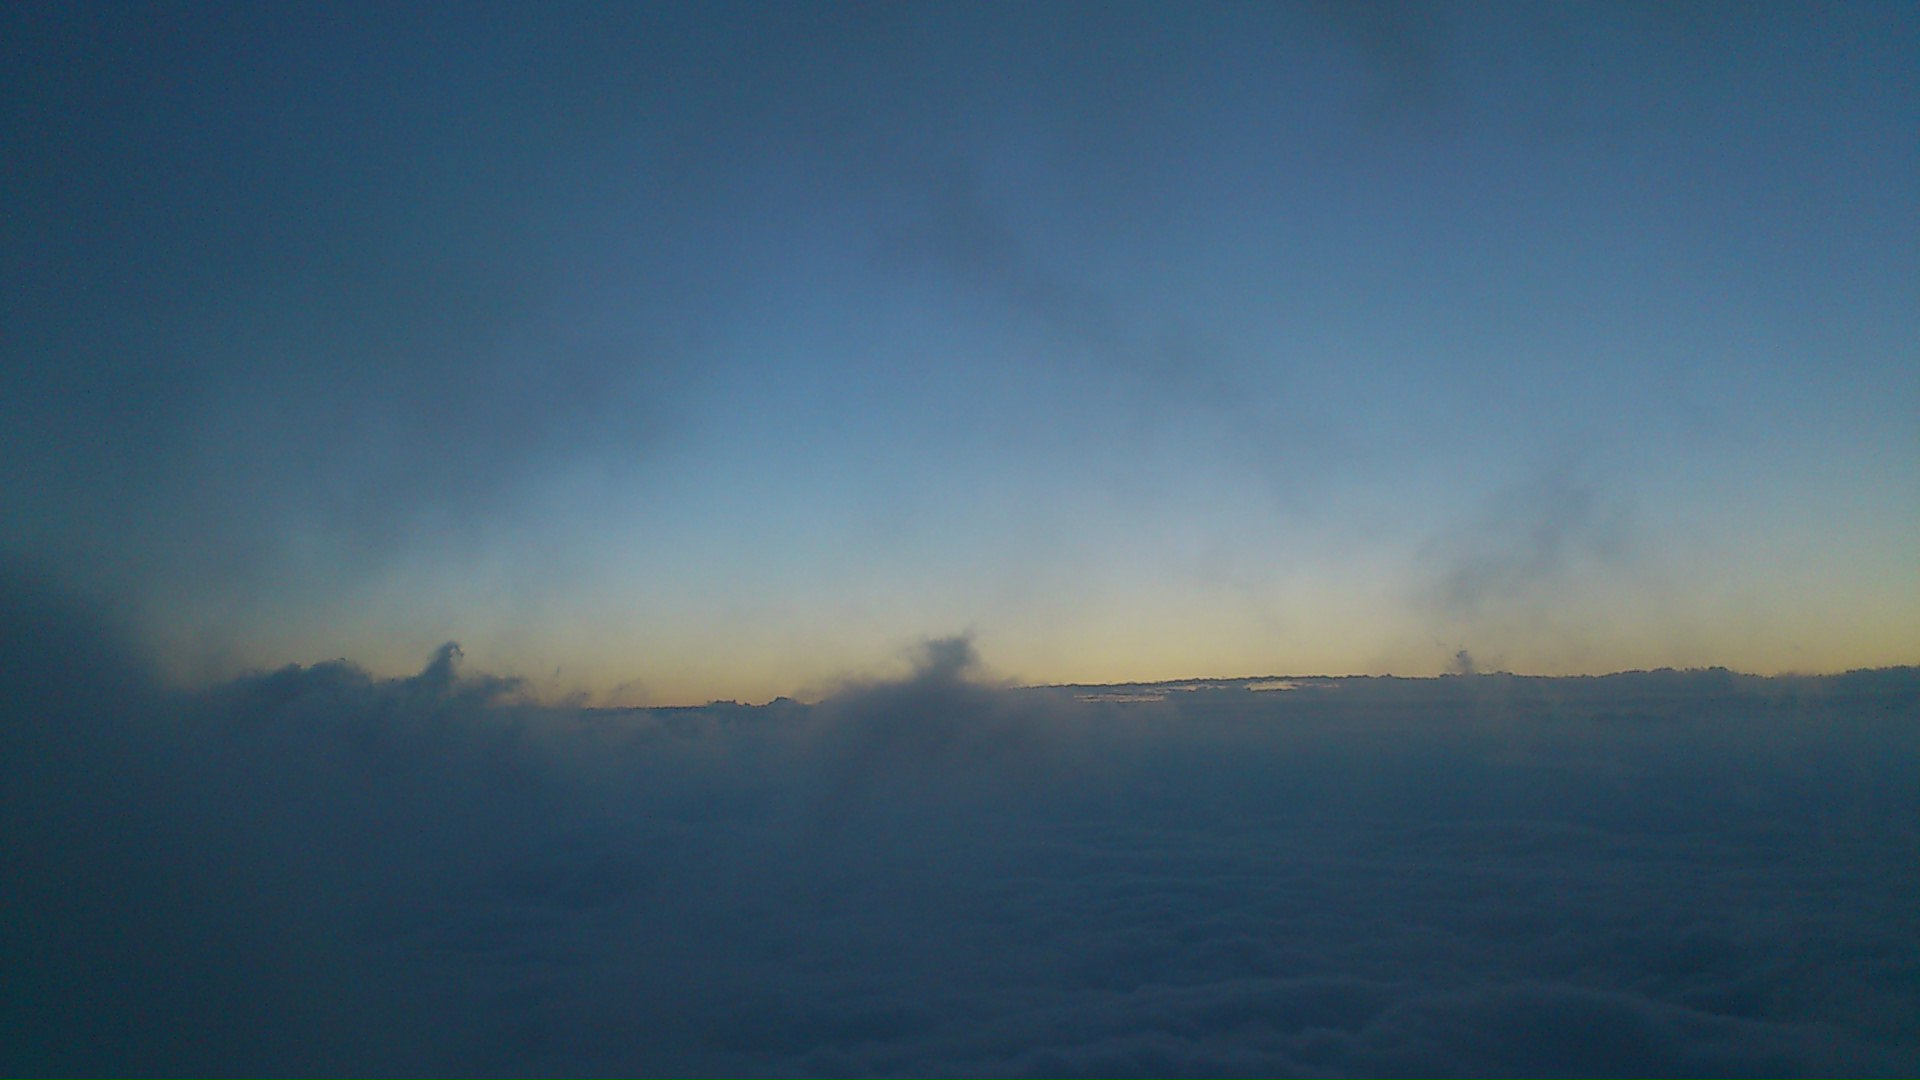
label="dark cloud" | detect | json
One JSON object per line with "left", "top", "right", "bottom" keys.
{"left": 805, "top": 635, "right": 1079, "bottom": 805}
{"left": 5, "top": 572, "right": 1916, "bottom": 1075}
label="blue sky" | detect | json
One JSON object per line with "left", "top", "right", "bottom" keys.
{"left": 5, "top": 2, "right": 1915, "bottom": 702}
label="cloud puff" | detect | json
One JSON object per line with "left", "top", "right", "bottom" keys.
{"left": 4, "top": 572, "right": 1916, "bottom": 1076}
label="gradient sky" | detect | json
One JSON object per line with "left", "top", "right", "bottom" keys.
{"left": 5, "top": 2, "right": 1916, "bottom": 703}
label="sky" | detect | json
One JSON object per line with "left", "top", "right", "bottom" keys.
{"left": 4, "top": 2, "right": 1917, "bottom": 703}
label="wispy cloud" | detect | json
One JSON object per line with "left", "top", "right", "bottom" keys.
{"left": 1413, "top": 462, "right": 1638, "bottom": 669}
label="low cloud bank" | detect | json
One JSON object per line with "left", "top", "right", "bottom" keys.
{"left": 4, "top": 576, "right": 1916, "bottom": 1076}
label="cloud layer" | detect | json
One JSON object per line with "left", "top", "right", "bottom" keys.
{"left": 4, "top": 575, "right": 1917, "bottom": 1076}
